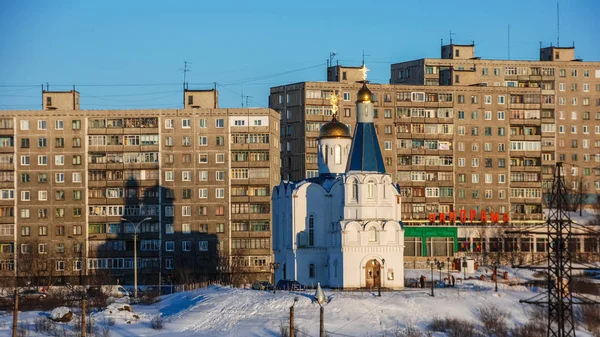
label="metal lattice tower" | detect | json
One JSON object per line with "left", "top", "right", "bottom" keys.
{"left": 543, "top": 162, "right": 576, "bottom": 336}
{"left": 507, "top": 162, "right": 599, "bottom": 337}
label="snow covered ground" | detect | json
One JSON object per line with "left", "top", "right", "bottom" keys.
{"left": 1, "top": 271, "right": 598, "bottom": 337}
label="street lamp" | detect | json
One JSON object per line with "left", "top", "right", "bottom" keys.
{"left": 270, "top": 262, "right": 280, "bottom": 294}
{"left": 447, "top": 257, "right": 451, "bottom": 286}
{"left": 436, "top": 261, "right": 445, "bottom": 287}
{"left": 121, "top": 217, "right": 152, "bottom": 299}
{"left": 378, "top": 259, "right": 385, "bottom": 297}
{"left": 462, "top": 256, "right": 467, "bottom": 280}
{"left": 426, "top": 258, "right": 438, "bottom": 297}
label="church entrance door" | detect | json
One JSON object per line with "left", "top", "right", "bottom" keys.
{"left": 365, "top": 259, "right": 381, "bottom": 288}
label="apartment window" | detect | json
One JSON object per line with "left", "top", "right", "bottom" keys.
{"left": 165, "top": 241, "right": 174, "bottom": 251}
{"left": 216, "top": 119, "right": 225, "bottom": 128}
{"left": 216, "top": 153, "right": 225, "bottom": 163}
{"left": 199, "top": 119, "right": 207, "bottom": 128}
{"left": 484, "top": 111, "right": 492, "bottom": 120}
{"left": 55, "top": 155, "right": 64, "bottom": 165}
{"left": 498, "top": 127, "right": 505, "bottom": 136}
{"left": 498, "top": 174, "right": 506, "bottom": 183}
{"left": 216, "top": 171, "right": 224, "bottom": 181}
{"left": 73, "top": 190, "right": 82, "bottom": 200}
{"left": 182, "top": 189, "right": 192, "bottom": 199}
{"left": 182, "top": 136, "right": 191, "bottom": 146}
{"left": 384, "top": 141, "right": 392, "bottom": 150}
{"left": 165, "top": 136, "right": 174, "bottom": 146}
{"left": 182, "top": 119, "right": 191, "bottom": 128}
{"left": 471, "top": 111, "right": 478, "bottom": 120}
{"left": 199, "top": 154, "right": 208, "bottom": 163}
{"left": 37, "top": 120, "right": 47, "bottom": 130}
{"left": 216, "top": 188, "right": 225, "bottom": 198}
{"left": 199, "top": 188, "right": 208, "bottom": 198}
{"left": 165, "top": 223, "right": 174, "bottom": 234}
{"left": 38, "top": 155, "right": 47, "bottom": 166}
{"left": 216, "top": 136, "right": 225, "bottom": 146}
{"left": 458, "top": 111, "right": 465, "bottom": 119}
{"left": 199, "top": 171, "right": 208, "bottom": 181}
{"left": 38, "top": 137, "right": 47, "bottom": 148}
{"left": 199, "top": 136, "right": 208, "bottom": 146}
{"left": 20, "top": 120, "right": 30, "bottom": 130}
{"left": 484, "top": 95, "right": 492, "bottom": 104}
{"left": 55, "top": 173, "right": 65, "bottom": 183}
{"left": 182, "top": 206, "right": 192, "bottom": 216}
{"left": 182, "top": 223, "right": 191, "bottom": 234}
{"left": 73, "top": 137, "right": 81, "bottom": 147}
{"left": 165, "top": 119, "right": 174, "bottom": 129}
{"left": 20, "top": 138, "right": 29, "bottom": 148}
{"left": 165, "top": 171, "right": 174, "bottom": 181}
{"left": 471, "top": 127, "right": 479, "bottom": 136}
{"left": 498, "top": 96, "right": 505, "bottom": 104}
{"left": 182, "top": 171, "right": 192, "bottom": 181}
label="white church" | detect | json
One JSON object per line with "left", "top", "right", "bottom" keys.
{"left": 272, "top": 80, "right": 405, "bottom": 289}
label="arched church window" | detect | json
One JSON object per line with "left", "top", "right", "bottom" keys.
{"left": 367, "top": 181, "right": 375, "bottom": 199}
{"left": 382, "top": 184, "right": 386, "bottom": 199}
{"left": 351, "top": 180, "right": 358, "bottom": 200}
{"left": 308, "top": 215, "right": 315, "bottom": 247}
{"left": 368, "top": 227, "right": 377, "bottom": 242}
{"left": 324, "top": 145, "right": 328, "bottom": 164}
{"left": 334, "top": 145, "right": 341, "bottom": 165}
{"left": 309, "top": 263, "right": 316, "bottom": 278}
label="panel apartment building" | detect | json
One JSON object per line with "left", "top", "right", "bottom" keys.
{"left": 0, "top": 89, "right": 280, "bottom": 285}
{"left": 391, "top": 43, "right": 600, "bottom": 207}
{"left": 270, "top": 44, "right": 600, "bottom": 262}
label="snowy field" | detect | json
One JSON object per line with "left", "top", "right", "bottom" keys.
{"left": 1, "top": 272, "right": 598, "bottom": 337}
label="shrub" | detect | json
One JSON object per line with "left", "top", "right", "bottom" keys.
{"left": 279, "top": 321, "right": 289, "bottom": 337}
{"left": 395, "top": 323, "right": 426, "bottom": 337}
{"left": 428, "top": 316, "right": 446, "bottom": 332}
{"left": 33, "top": 317, "right": 55, "bottom": 334}
{"left": 150, "top": 315, "right": 164, "bottom": 330}
{"left": 477, "top": 304, "right": 510, "bottom": 336}
{"left": 100, "top": 325, "right": 111, "bottom": 337}
{"left": 428, "top": 316, "right": 479, "bottom": 337}
{"left": 579, "top": 304, "right": 600, "bottom": 335}
{"left": 17, "top": 321, "right": 30, "bottom": 337}
{"left": 445, "top": 318, "right": 479, "bottom": 337}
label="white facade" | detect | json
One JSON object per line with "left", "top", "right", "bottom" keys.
{"left": 272, "top": 84, "right": 405, "bottom": 289}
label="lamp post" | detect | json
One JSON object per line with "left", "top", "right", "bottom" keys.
{"left": 437, "top": 261, "right": 445, "bottom": 287}
{"left": 121, "top": 217, "right": 152, "bottom": 299}
{"left": 270, "top": 262, "right": 280, "bottom": 294}
{"left": 447, "top": 257, "right": 451, "bottom": 286}
{"left": 378, "top": 259, "right": 385, "bottom": 297}
{"left": 426, "top": 258, "right": 437, "bottom": 297}
{"left": 462, "top": 256, "right": 467, "bottom": 280}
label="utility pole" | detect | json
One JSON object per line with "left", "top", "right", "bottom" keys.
{"left": 12, "top": 288, "right": 18, "bottom": 337}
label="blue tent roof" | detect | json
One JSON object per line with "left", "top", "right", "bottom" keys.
{"left": 346, "top": 122, "right": 386, "bottom": 173}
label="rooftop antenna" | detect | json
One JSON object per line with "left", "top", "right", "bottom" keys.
{"left": 557, "top": 2, "right": 560, "bottom": 47}
{"left": 182, "top": 61, "right": 191, "bottom": 88}
{"left": 245, "top": 95, "right": 252, "bottom": 108}
{"left": 449, "top": 30, "right": 455, "bottom": 45}
{"left": 328, "top": 52, "right": 337, "bottom": 68}
{"left": 46, "top": 82, "right": 49, "bottom": 91}
{"left": 361, "top": 50, "right": 370, "bottom": 66}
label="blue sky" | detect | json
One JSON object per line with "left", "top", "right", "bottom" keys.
{"left": 0, "top": 0, "right": 598, "bottom": 110}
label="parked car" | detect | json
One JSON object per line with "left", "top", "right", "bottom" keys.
{"left": 19, "top": 289, "right": 48, "bottom": 300}
{"left": 276, "top": 280, "right": 305, "bottom": 291}
{"left": 252, "top": 280, "right": 274, "bottom": 291}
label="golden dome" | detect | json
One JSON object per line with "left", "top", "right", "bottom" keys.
{"left": 356, "top": 83, "right": 372, "bottom": 103}
{"left": 319, "top": 116, "right": 351, "bottom": 139}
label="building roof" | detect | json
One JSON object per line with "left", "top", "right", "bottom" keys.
{"left": 346, "top": 122, "right": 386, "bottom": 173}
